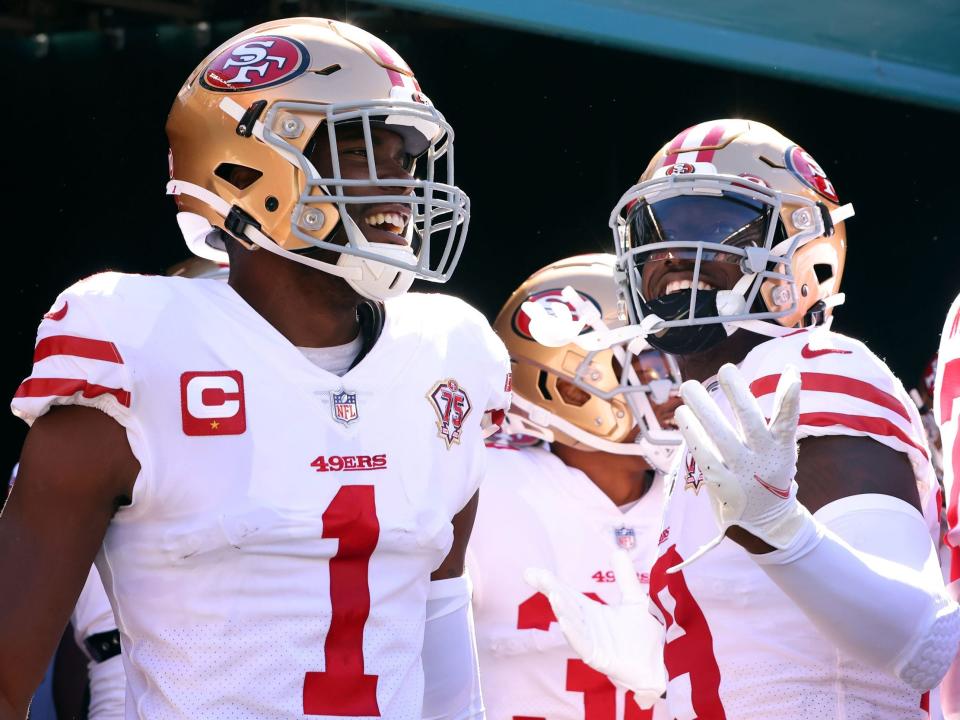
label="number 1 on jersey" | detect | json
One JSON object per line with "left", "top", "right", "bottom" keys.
{"left": 303, "top": 485, "right": 381, "bottom": 716}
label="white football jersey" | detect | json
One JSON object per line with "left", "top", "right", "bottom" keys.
{"left": 936, "top": 292, "right": 960, "bottom": 573}
{"left": 467, "top": 442, "right": 668, "bottom": 720}
{"left": 12, "top": 273, "right": 511, "bottom": 720}
{"left": 649, "top": 326, "right": 939, "bottom": 720}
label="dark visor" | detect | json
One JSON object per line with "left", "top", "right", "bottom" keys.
{"left": 626, "top": 192, "right": 778, "bottom": 265}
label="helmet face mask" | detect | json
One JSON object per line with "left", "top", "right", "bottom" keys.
{"left": 268, "top": 95, "right": 467, "bottom": 279}
{"left": 494, "top": 254, "right": 683, "bottom": 472}
{"left": 166, "top": 18, "right": 469, "bottom": 302}
{"left": 609, "top": 120, "right": 852, "bottom": 353}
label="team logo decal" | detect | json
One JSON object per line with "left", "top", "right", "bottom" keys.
{"left": 330, "top": 389, "right": 359, "bottom": 426}
{"left": 511, "top": 288, "right": 602, "bottom": 341}
{"left": 785, "top": 145, "right": 839, "bottom": 203}
{"left": 684, "top": 454, "right": 705, "bottom": 494}
{"left": 180, "top": 370, "right": 246, "bottom": 436}
{"left": 427, "top": 378, "right": 472, "bottom": 449}
{"left": 665, "top": 162, "right": 696, "bottom": 175}
{"left": 200, "top": 36, "right": 310, "bottom": 92}
{"left": 613, "top": 526, "right": 636, "bottom": 550}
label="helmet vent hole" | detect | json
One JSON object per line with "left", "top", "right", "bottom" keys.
{"left": 313, "top": 64, "right": 342, "bottom": 76}
{"left": 537, "top": 371, "right": 553, "bottom": 401}
{"left": 214, "top": 163, "right": 263, "bottom": 190}
{"left": 388, "top": 272, "right": 402, "bottom": 291}
{"left": 813, "top": 263, "right": 833, "bottom": 283}
{"left": 556, "top": 379, "right": 590, "bottom": 407}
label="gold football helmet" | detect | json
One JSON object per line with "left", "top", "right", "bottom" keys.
{"left": 610, "top": 119, "right": 854, "bottom": 354}
{"left": 494, "top": 254, "right": 682, "bottom": 471}
{"left": 166, "top": 17, "right": 467, "bottom": 302}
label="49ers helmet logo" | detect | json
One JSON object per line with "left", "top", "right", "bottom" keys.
{"left": 511, "top": 288, "right": 602, "bottom": 341}
{"left": 201, "top": 36, "right": 310, "bottom": 92}
{"left": 785, "top": 145, "right": 839, "bottom": 203}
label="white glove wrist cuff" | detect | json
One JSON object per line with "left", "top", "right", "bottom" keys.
{"left": 751, "top": 502, "right": 823, "bottom": 565}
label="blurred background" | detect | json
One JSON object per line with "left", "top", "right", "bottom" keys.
{"left": 2, "top": 0, "right": 959, "bottom": 471}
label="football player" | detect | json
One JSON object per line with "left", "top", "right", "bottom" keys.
{"left": 529, "top": 120, "right": 957, "bottom": 719}
{"left": 468, "top": 254, "right": 678, "bottom": 720}
{"left": 0, "top": 18, "right": 510, "bottom": 720}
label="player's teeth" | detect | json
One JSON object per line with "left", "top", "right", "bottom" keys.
{"left": 664, "top": 278, "right": 717, "bottom": 296}
{"left": 364, "top": 212, "right": 406, "bottom": 231}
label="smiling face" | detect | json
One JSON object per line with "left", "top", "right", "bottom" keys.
{"left": 309, "top": 123, "right": 418, "bottom": 250}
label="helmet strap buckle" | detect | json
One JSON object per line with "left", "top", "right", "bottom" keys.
{"left": 224, "top": 205, "right": 261, "bottom": 250}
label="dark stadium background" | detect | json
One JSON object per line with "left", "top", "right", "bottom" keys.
{"left": 2, "top": 0, "right": 958, "bottom": 474}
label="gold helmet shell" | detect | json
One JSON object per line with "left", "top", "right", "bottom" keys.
{"left": 494, "top": 254, "right": 681, "bottom": 470}
{"left": 612, "top": 119, "right": 853, "bottom": 347}
{"left": 166, "top": 18, "right": 468, "bottom": 301}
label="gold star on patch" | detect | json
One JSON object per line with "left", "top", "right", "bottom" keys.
{"left": 210, "top": 420, "right": 220, "bottom": 430}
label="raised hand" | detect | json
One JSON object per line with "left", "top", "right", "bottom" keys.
{"left": 524, "top": 549, "right": 666, "bottom": 708}
{"left": 670, "top": 363, "right": 812, "bottom": 571}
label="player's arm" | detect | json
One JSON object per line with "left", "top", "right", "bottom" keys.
{"left": 679, "top": 365, "right": 959, "bottom": 692}
{"left": 727, "top": 434, "right": 921, "bottom": 552}
{"left": 422, "top": 491, "right": 482, "bottom": 720}
{"left": 0, "top": 406, "right": 138, "bottom": 720}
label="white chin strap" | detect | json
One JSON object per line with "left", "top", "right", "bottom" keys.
{"left": 167, "top": 180, "right": 414, "bottom": 303}
{"left": 506, "top": 395, "right": 649, "bottom": 457}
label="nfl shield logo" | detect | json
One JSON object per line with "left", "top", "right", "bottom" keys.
{"left": 614, "top": 526, "right": 636, "bottom": 550}
{"left": 331, "top": 389, "right": 359, "bottom": 426}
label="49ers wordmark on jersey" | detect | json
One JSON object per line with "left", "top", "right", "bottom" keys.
{"left": 180, "top": 370, "right": 246, "bottom": 436}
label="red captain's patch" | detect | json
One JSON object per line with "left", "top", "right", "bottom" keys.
{"left": 200, "top": 36, "right": 310, "bottom": 92}
{"left": 180, "top": 371, "right": 246, "bottom": 436}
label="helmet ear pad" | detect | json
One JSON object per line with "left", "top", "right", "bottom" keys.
{"left": 759, "top": 214, "right": 847, "bottom": 328}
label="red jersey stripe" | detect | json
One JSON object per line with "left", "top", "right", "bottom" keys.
{"left": 43, "top": 301, "right": 69, "bottom": 321}
{"left": 797, "top": 411, "right": 928, "bottom": 459}
{"left": 34, "top": 335, "right": 123, "bottom": 364}
{"left": 14, "top": 378, "right": 131, "bottom": 408}
{"left": 939, "top": 358, "right": 960, "bottom": 424}
{"left": 750, "top": 372, "right": 910, "bottom": 422}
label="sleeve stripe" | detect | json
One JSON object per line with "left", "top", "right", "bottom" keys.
{"left": 797, "top": 411, "right": 928, "bottom": 460}
{"left": 939, "top": 358, "right": 960, "bottom": 424}
{"left": 34, "top": 335, "right": 124, "bottom": 364}
{"left": 14, "top": 378, "right": 131, "bottom": 408}
{"left": 751, "top": 372, "right": 910, "bottom": 422}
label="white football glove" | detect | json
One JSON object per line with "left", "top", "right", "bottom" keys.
{"left": 524, "top": 549, "right": 666, "bottom": 709}
{"left": 670, "top": 363, "right": 813, "bottom": 571}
